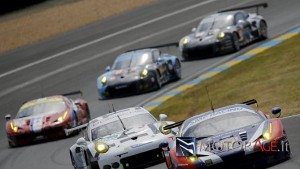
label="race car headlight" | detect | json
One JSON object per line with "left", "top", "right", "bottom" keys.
{"left": 180, "top": 37, "right": 190, "bottom": 45}
{"left": 101, "top": 76, "right": 107, "bottom": 84}
{"left": 57, "top": 111, "right": 68, "bottom": 122}
{"left": 262, "top": 123, "right": 273, "bottom": 141}
{"left": 217, "top": 32, "right": 225, "bottom": 40}
{"left": 95, "top": 141, "right": 109, "bottom": 154}
{"left": 188, "top": 156, "right": 198, "bottom": 163}
{"left": 140, "top": 69, "right": 148, "bottom": 78}
{"left": 10, "top": 122, "right": 18, "bottom": 133}
{"left": 159, "top": 122, "right": 171, "bottom": 135}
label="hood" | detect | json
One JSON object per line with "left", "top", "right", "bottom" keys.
{"left": 90, "top": 123, "right": 166, "bottom": 157}
{"left": 99, "top": 66, "right": 145, "bottom": 85}
{"left": 195, "top": 121, "right": 267, "bottom": 156}
{"left": 9, "top": 110, "right": 68, "bottom": 133}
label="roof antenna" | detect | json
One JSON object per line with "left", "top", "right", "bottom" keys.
{"left": 205, "top": 86, "right": 214, "bottom": 112}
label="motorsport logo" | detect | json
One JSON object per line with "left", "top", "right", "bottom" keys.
{"left": 175, "top": 137, "right": 290, "bottom": 157}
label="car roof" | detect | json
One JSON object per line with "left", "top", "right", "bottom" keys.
{"left": 20, "top": 95, "right": 66, "bottom": 110}
{"left": 88, "top": 107, "right": 153, "bottom": 129}
{"left": 180, "top": 104, "right": 258, "bottom": 133}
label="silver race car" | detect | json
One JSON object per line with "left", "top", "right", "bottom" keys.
{"left": 69, "top": 107, "right": 177, "bottom": 169}
{"left": 179, "top": 3, "right": 268, "bottom": 60}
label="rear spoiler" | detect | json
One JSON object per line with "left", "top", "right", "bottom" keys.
{"left": 62, "top": 90, "right": 83, "bottom": 97}
{"left": 241, "top": 99, "right": 257, "bottom": 105}
{"left": 163, "top": 99, "right": 258, "bottom": 130}
{"left": 218, "top": 3, "right": 268, "bottom": 14}
{"left": 126, "top": 42, "right": 178, "bottom": 53}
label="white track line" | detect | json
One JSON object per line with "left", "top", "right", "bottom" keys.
{"left": 0, "top": 0, "right": 258, "bottom": 98}
{"left": 0, "top": 0, "right": 217, "bottom": 79}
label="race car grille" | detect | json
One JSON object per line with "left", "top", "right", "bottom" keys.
{"left": 120, "top": 148, "right": 164, "bottom": 169}
{"left": 239, "top": 131, "right": 247, "bottom": 141}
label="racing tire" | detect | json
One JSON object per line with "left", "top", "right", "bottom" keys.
{"left": 173, "top": 60, "right": 181, "bottom": 80}
{"left": 231, "top": 32, "right": 240, "bottom": 52}
{"left": 259, "top": 20, "right": 268, "bottom": 40}
{"left": 8, "top": 140, "right": 17, "bottom": 148}
{"left": 154, "top": 71, "right": 162, "bottom": 90}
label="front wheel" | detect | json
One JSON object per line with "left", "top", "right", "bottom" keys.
{"left": 231, "top": 33, "right": 240, "bottom": 52}
{"left": 173, "top": 60, "right": 181, "bottom": 80}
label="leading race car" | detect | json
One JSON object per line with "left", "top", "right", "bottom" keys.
{"left": 69, "top": 107, "right": 178, "bottom": 169}
{"left": 179, "top": 3, "right": 268, "bottom": 60}
{"left": 5, "top": 91, "right": 90, "bottom": 147}
{"left": 161, "top": 99, "right": 291, "bottom": 169}
{"left": 97, "top": 48, "right": 181, "bottom": 99}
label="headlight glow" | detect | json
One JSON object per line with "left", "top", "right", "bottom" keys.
{"left": 95, "top": 142, "right": 109, "bottom": 154}
{"left": 262, "top": 123, "right": 273, "bottom": 140}
{"left": 188, "top": 156, "right": 198, "bottom": 163}
{"left": 10, "top": 122, "right": 18, "bottom": 133}
{"left": 57, "top": 111, "right": 68, "bottom": 122}
{"left": 101, "top": 76, "right": 107, "bottom": 84}
{"left": 141, "top": 69, "right": 148, "bottom": 78}
{"left": 181, "top": 37, "right": 190, "bottom": 45}
{"left": 217, "top": 32, "right": 225, "bottom": 40}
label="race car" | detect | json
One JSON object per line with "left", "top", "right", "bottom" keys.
{"left": 5, "top": 91, "right": 90, "bottom": 147}
{"left": 179, "top": 3, "right": 268, "bottom": 60}
{"left": 97, "top": 48, "right": 181, "bottom": 99}
{"left": 160, "top": 99, "right": 291, "bottom": 169}
{"left": 69, "top": 107, "right": 178, "bottom": 169}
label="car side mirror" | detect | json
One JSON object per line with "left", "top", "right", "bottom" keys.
{"left": 76, "top": 137, "right": 86, "bottom": 145}
{"left": 105, "top": 66, "right": 111, "bottom": 72}
{"left": 5, "top": 114, "right": 11, "bottom": 121}
{"left": 159, "top": 114, "right": 168, "bottom": 121}
{"left": 271, "top": 107, "right": 281, "bottom": 118}
{"left": 159, "top": 142, "right": 169, "bottom": 150}
{"left": 237, "top": 20, "right": 246, "bottom": 26}
{"left": 191, "top": 27, "right": 196, "bottom": 33}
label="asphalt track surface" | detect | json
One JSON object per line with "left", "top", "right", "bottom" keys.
{"left": 0, "top": 0, "right": 299, "bottom": 169}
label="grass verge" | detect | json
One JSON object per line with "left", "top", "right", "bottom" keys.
{"left": 0, "top": 0, "right": 153, "bottom": 54}
{"left": 152, "top": 34, "right": 300, "bottom": 121}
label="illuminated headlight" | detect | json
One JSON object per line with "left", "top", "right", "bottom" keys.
{"left": 95, "top": 141, "right": 109, "bottom": 154}
{"left": 180, "top": 37, "right": 190, "bottom": 45}
{"left": 159, "top": 122, "right": 171, "bottom": 135}
{"left": 188, "top": 156, "right": 198, "bottom": 163}
{"left": 101, "top": 76, "right": 107, "bottom": 84}
{"left": 57, "top": 111, "right": 68, "bottom": 122}
{"left": 217, "top": 32, "right": 225, "bottom": 40}
{"left": 262, "top": 123, "right": 273, "bottom": 141}
{"left": 10, "top": 122, "right": 18, "bottom": 133}
{"left": 140, "top": 69, "right": 148, "bottom": 78}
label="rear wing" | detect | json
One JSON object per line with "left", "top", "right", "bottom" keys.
{"left": 61, "top": 90, "right": 83, "bottom": 97}
{"left": 126, "top": 42, "right": 178, "bottom": 53}
{"left": 218, "top": 3, "right": 268, "bottom": 14}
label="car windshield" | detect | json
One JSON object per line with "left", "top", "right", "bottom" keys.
{"left": 183, "top": 111, "right": 264, "bottom": 138}
{"left": 91, "top": 113, "right": 156, "bottom": 140}
{"left": 17, "top": 100, "right": 66, "bottom": 118}
{"left": 112, "top": 52, "right": 152, "bottom": 70}
{"left": 197, "top": 14, "right": 233, "bottom": 32}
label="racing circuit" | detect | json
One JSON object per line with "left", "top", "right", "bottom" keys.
{"left": 0, "top": 0, "right": 299, "bottom": 169}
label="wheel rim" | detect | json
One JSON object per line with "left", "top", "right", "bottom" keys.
{"left": 260, "top": 22, "right": 267, "bottom": 37}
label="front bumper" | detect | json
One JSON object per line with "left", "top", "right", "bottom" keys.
{"left": 182, "top": 38, "right": 233, "bottom": 57}
{"left": 98, "top": 76, "right": 156, "bottom": 98}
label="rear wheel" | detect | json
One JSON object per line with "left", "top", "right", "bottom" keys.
{"left": 259, "top": 21, "right": 268, "bottom": 40}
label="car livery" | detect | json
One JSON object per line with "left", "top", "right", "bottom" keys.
{"left": 161, "top": 99, "right": 291, "bottom": 169}
{"left": 5, "top": 92, "right": 90, "bottom": 147}
{"left": 97, "top": 48, "right": 181, "bottom": 99}
{"left": 69, "top": 107, "right": 178, "bottom": 169}
{"left": 179, "top": 3, "right": 268, "bottom": 60}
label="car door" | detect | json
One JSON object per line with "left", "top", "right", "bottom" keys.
{"left": 153, "top": 49, "right": 167, "bottom": 78}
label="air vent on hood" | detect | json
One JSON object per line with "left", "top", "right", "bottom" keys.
{"left": 239, "top": 131, "right": 247, "bottom": 141}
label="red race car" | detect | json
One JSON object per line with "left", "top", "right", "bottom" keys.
{"left": 160, "top": 99, "right": 291, "bottom": 169}
{"left": 5, "top": 91, "right": 90, "bottom": 147}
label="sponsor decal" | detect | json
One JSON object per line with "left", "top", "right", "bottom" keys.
{"left": 176, "top": 137, "right": 196, "bottom": 156}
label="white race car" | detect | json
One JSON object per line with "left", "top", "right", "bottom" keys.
{"left": 69, "top": 107, "right": 177, "bottom": 169}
